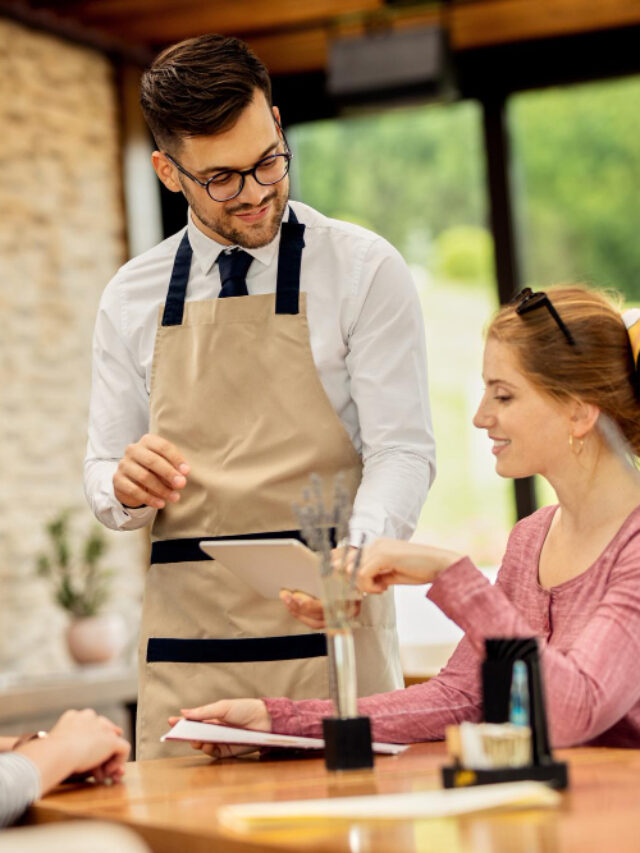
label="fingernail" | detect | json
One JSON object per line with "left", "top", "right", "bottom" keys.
{"left": 179, "top": 463, "right": 190, "bottom": 474}
{"left": 172, "top": 475, "right": 186, "bottom": 487}
{"left": 155, "top": 499, "right": 165, "bottom": 509}
{"left": 169, "top": 492, "right": 180, "bottom": 502}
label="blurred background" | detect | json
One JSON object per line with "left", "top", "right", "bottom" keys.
{"left": 2, "top": 0, "right": 640, "bottom": 736}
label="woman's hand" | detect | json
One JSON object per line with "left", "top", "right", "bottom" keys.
{"left": 168, "top": 698, "right": 271, "bottom": 760}
{"left": 357, "top": 538, "right": 462, "bottom": 594}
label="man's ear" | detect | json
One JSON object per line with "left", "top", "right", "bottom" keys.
{"left": 569, "top": 399, "right": 601, "bottom": 439}
{"left": 151, "top": 150, "right": 182, "bottom": 194}
{"left": 272, "top": 105, "right": 282, "bottom": 128}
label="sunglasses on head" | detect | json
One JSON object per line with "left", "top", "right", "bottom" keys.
{"left": 511, "top": 287, "right": 576, "bottom": 347}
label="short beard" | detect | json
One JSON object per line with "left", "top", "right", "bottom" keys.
{"left": 181, "top": 180, "right": 289, "bottom": 249}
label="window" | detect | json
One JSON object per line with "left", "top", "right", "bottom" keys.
{"left": 510, "top": 76, "right": 640, "bottom": 302}
{"left": 509, "top": 75, "right": 640, "bottom": 506}
{"left": 289, "top": 103, "right": 512, "bottom": 664}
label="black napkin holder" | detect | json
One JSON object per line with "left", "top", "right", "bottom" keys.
{"left": 322, "top": 715, "right": 374, "bottom": 771}
{"left": 442, "top": 637, "right": 568, "bottom": 790}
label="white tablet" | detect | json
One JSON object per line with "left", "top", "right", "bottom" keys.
{"left": 199, "top": 538, "right": 323, "bottom": 599}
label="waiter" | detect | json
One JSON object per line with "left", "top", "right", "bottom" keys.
{"left": 84, "top": 34, "right": 435, "bottom": 759}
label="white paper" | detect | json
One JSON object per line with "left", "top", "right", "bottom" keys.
{"left": 217, "top": 781, "right": 560, "bottom": 831}
{"left": 161, "top": 718, "right": 407, "bottom": 755}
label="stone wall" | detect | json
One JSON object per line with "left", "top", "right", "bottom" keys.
{"left": 0, "top": 18, "right": 144, "bottom": 676}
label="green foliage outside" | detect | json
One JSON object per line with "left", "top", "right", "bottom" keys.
{"left": 435, "top": 225, "right": 494, "bottom": 282}
{"left": 290, "top": 75, "right": 640, "bottom": 298}
{"left": 289, "top": 101, "right": 487, "bottom": 270}
{"left": 511, "top": 77, "right": 640, "bottom": 298}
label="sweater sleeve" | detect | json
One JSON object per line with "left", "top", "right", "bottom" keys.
{"left": 428, "top": 547, "right": 640, "bottom": 748}
{"left": 266, "top": 630, "right": 483, "bottom": 742}
{"left": 267, "top": 527, "right": 640, "bottom": 748}
{"left": 0, "top": 753, "right": 41, "bottom": 828}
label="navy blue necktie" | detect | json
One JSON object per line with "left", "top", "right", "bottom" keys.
{"left": 217, "top": 249, "right": 253, "bottom": 298}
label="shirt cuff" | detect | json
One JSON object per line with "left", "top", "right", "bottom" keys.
{"left": 110, "top": 500, "right": 156, "bottom": 530}
{"left": 347, "top": 528, "right": 377, "bottom": 547}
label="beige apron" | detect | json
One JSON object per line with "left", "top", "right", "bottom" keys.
{"left": 137, "top": 209, "right": 402, "bottom": 759}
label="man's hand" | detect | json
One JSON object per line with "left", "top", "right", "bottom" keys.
{"left": 16, "top": 708, "right": 130, "bottom": 794}
{"left": 279, "top": 545, "right": 362, "bottom": 629}
{"left": 113, "top": 434, "right": 190, "bottom": 510}
{"left": 279, "top": 589, "right": 326, "bottom": 629}
{"left": 168, "top": 699, "right": 271, "bottom": 760}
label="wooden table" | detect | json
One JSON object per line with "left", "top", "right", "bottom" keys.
{"left": 27, "top": 743, "right": 640, "bottom": 853}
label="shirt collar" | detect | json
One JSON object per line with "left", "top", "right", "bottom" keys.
{"left": 186, "top": 209, "right": 285, "bottom": 276}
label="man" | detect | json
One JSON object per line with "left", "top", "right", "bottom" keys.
{"left": 84, "top": 34, "right": 435, "bottom": 759}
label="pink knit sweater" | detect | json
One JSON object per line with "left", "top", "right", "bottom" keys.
{"left": 265, "top": 504, "right": 640, "bottom": 748}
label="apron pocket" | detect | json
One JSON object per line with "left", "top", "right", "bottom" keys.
{"left": 138, "top": 651, "right": 331, "bottom": 760}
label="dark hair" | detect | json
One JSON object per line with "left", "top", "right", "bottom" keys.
{"left": 488, "top": 284, "right": 640, "bottom": 456}
{"left": 140, "top": 34, "right": 272, "bottom": 153}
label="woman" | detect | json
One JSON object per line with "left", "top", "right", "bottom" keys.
{"left": 172, "top": 285, "right": 640, "bottom": 753}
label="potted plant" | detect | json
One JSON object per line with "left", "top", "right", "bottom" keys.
{"left": 36, "top": 510, "right": 126, "bottom": 665}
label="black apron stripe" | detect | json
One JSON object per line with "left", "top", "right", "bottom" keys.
{"left": 146, "top": 633, "right": 327, "bottom": 663}
{"left": 150, "top": 530, "right": 312, "bottom": 564}
{"left": 161, "top": 231, "right": 192, "bottom": 326}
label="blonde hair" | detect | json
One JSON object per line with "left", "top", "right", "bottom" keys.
{"left": 487, "top": 285, "right": 640, "bottom": 456}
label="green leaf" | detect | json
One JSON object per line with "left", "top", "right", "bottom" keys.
{"left": 39, "top": 508, "right": 113, "bottom": 616}
{"left": 36, "top": 555, "right": 50, "bottom": 576}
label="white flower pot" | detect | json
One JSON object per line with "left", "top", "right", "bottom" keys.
{"left": 66, "top": 613, "right": 127, "bottom": 665}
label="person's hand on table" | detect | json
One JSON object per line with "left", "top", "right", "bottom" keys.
{"left": 357, "top": 538, "right": 463, "bottom": 593}
{"left": 15, "top": 709, "right": 130, "bottom": 794}
{"left": 168, "top": 699, "right": 272, "bottom": 760}
{"left": 113, "top": 433, "right": 190, "bottom": 510}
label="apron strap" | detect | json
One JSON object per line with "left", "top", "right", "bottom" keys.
{"left": 275, "top": 207, "right": 305, "bottom": 316}
{"left": 161, "top": 230, "right": 192, "bottom": 327}
{"left": 161, "top": 207, "right": 305, "bottom": 325}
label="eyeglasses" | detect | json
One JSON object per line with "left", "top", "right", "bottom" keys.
{"left": 163, "top": 122, "right": 292, "bottom": 203}
{"left": 512, "top": 287, "right": 576, "bottom": 347}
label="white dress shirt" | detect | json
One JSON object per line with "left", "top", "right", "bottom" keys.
{"left": 84, "top": 201, "right": 436, "bottom": 543}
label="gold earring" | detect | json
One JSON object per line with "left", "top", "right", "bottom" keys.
{"left": 569, "top": 434, "right": 584, "bottom": 455}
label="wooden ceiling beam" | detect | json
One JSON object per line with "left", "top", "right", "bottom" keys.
{"left": 450, "top": 0, "right": 640, "bottom": 50}
{"left": 55, "top": 0, "right": 382, "bottom": 37}
{"left": 9, "top": 0, "right": 640, "bottom": 75}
